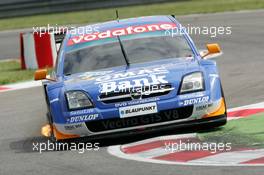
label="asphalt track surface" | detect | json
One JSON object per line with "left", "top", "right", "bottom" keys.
{"left": 0, "top": 10, "right": 264, "bottom": 175}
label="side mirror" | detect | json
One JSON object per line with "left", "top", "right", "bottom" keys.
{"left": 201, "top": 43, "right": 222, "bottom": 59}
{"left": 34, "top": 69, "right": 47, "bottom": 81}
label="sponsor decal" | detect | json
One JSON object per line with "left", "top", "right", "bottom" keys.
{"left": 67, "top": 114, "right": 99, "bottom": 123}
{"left": 115, "top": 97, "right": 159, "bottom": 108}
{"left": 102, "top": 109, "right": 179, "bottom": 130}
{"left": 68, "top": 23, "right": 177, "bottom": 45}
{"left": 64, "top": 124, "right": 83, "bottom": 130}
{"left": 179, "top": 96, "right": 209, "bottom": 106}
{"left": 99, "top": 76, "right": 168, "bottom": 95}
{"left": 78, "top": 71, "right": 113, "bottom": 81}
{"left": 195, "top": 103, "right": 213, "bottom": 111}
{"left": 196, "top": 104, "right": 207, "bottom": 111}
{"left": 65, "top": 71, "right": 113, "bottom": 83}
{"left": 178, "top": 91, "right": 206, "bottom": 99}
{"left": 119, "top": 102, "right": 158, "bottom": 118}
{"left": 69, "top": 109, "right": 95, "bottom": 116}
{"left": 98, "top": 67, "right": 169, "bottom": 94}
{"left": 96, "top": 67, "right": 168, "bottom": 82}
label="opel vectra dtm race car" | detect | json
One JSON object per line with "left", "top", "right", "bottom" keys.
{"left": 35, "top": 15, "right": 227, "bottom": 141}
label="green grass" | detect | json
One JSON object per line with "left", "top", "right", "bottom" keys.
{"left": 0, "top": 0, "right": 263, "bottom": 30}
{"left": 0, "top": 60, "right": 53, "bottom": 85}
{"left": 198, "top": 113, "right": 264, "bottom": 148}
{"left": 0, "top": 60, "right": 35, "bottom": 85}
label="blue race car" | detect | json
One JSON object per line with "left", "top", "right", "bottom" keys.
{"left": 35, "top": 15, "right": 227, "bottom": 141}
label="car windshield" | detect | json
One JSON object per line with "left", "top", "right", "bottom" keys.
{"left": 63, "top": 34, "right": 193, "bottom": 75}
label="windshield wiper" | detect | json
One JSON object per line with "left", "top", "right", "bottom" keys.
{"left": 117, "top": 35, "right": 129, "bottom": 66}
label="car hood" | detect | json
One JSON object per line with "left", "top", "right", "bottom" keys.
{"left": 63, "top": 58, "right": 201, "bottom": 98}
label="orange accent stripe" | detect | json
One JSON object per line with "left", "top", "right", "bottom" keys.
{"left": 53, "top": 125, "right": 80, "bottom": 140}
{"left": 203, "top": 98, "right": 226, "bottom": 118}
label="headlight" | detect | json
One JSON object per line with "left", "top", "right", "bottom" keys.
{"left": 65, "top": 91, "right": 93, "bottom": 110}
{"left": 179, "top": 72, "right": 204, "bottom": 94}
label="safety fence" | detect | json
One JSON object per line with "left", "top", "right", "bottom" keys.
{"left": 0, "top": 0, "right": 178, "bottom": 18}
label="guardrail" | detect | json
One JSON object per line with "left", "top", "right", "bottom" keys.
{"left": 0, "top": 0, "right": 177, "bottom": 19}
